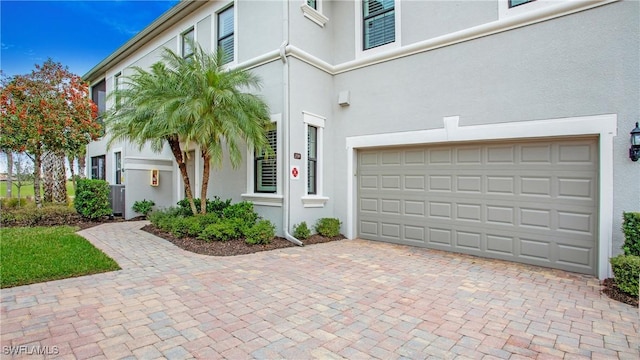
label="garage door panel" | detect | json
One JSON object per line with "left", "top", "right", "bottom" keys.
{"left": 358, "top": 138, "right": 598, "bottom": 275}
{"left": 455, "top": 231, "right": 482, "bottom": 250}
{"left": 520, "top": 238, "right": 552, "bottom": 261}
{"left": 404, "top": 200, "right": 426, "bottom": 216}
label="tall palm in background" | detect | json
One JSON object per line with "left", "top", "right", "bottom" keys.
{"left": 106, "top": 42, "right": 272, "bottom": 215}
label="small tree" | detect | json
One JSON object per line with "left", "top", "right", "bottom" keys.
{"left": 11, "top": 152, "right": 34, "bottom": 204}
{"left": 0, "top": 60, "right": 101, "bottom": 207}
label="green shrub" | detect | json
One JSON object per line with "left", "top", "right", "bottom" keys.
{"left": 74, "top": 179, "right": 112, "bottom": 220}
{"left": 1, "top": 198, "right": 28, "bottom": 209}
{"left": 245, "top": 220, "right": 275, "bottom": 245}
{"left": 199, "top": 219, "right": 242, "bottom": 241}
{"left": 293, "top": 221, "right": 311, "bottom": 239}
{"left": 132, "top": 199, "right": 155, "bottom": 217}
{"left": 196, "top": 213, "right": 220, "bottom": 228}
{"left": 148, "top": 208, "right": 182, "bottom": 232}
{"left": 1, "top": 205, "right": 78, "bottom": 227}
{"left": 622, "top": 212, "right": 640, "bottom": 256}
{"left": 206, "top": 196, "right": 232, "bottom": 216}
{"left": 315, "top": 218, "right": 341, "bottom": 237}
{"left": 610, "top": 255, "right": 640, "bottom": 296}
{"left": 176, "top": 196, "right": 231, "bottom": 216}
{"left": 223, "top": 201, "right": 257, "bottom": 222}
{"left": 169, "top": 216, "right": 203, "bottom": 238}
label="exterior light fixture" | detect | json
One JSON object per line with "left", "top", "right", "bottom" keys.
{"left": 630, "top": 122, "right": 640, "bottom": 162}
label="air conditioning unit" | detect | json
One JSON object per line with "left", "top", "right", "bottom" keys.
{"left": 109, "top": 185, "right": 126, "bottom": 216}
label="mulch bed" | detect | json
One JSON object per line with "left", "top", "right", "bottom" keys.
{"left": 601, "top": 278, "right": 639, "bottom": 307}
{"left": 141, "top": 224, "right": 345, "bottom": 256}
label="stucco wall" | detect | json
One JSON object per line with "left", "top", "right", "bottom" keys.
{"left": 330, "top": 1, "right": 639, "bottom": 249}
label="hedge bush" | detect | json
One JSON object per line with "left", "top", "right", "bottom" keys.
{"left": 293, "top": 221, "right": 311, "bottom": 240}
{"left": 622, "top": 212, "right": 640, "bottom": 256}
{"left": 610, "top": 255, "right": 640, "bottom": 296}
{"left": 245, "top": 220, "right": 275, "bottom": 245}
{"left": 1, "top": 198, "right": 28, "bottom": 209}
{"left": 1, "top": 205, "right": 79, "bottom": 227}
{"left": 315, "top": 218, "right": 341, "bottom": 237}
{"left": 74, "top": 179, "right": 112, "bottom": 220}
{"left": 199, "top": 219, "right": 243, "bottom": 242}
{"left": 176, "top": 196, "right": 231, "bottom": 216}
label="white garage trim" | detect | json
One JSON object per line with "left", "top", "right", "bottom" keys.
{"left": 345, "top": 114, "right": 617, "bottom": 279}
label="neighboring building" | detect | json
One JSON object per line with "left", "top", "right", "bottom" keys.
{"left": 84, "top": 0, "right": 639, "bottom": 279}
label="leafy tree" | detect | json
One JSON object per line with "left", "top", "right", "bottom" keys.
{"left": 0, "top": 60, "right": 101, "bottom": 207}
{"left": 106, "top": 42, "right": 272, "bottom": 215}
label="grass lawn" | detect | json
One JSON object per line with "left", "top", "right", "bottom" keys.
{"left": 0, "top": 226, "right": 120, "bottom": 288}
{"left": 0, "top": 181, "right": 75, "bottom": 198}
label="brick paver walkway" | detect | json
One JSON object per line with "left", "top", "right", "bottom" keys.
{"left": 1, "top": 221, "right": 638, "bottom": 359}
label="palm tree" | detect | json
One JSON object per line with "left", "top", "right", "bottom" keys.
{"left": 162, "top": 43, "right": 272, "bottom": 214}
{"left": 106, "top": 42, "right": 272, "bottom": 215}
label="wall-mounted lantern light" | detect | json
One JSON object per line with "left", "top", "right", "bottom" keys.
{"left": 630, "top": 122, "right": 640, "bottom": 162}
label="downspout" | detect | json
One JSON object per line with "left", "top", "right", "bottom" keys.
{"left": 281, "top": 0, "right": 303, "bottom": 246}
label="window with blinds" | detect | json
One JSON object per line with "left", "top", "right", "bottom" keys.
{"left": 114, "top": 152, "right": 122, "bottom": 185}
{"left": 307, "top": 125, "right": 317, "bottom": 195}
{"left": 218, "top": 6, "right": 234, "bottom": 64}
{"left": 255, "top": 129, "right": 277, "bottom": 193}
{"left": 363, "top": 0, "right": 395, "bottom": 50}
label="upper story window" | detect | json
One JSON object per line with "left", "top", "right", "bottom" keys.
{"left": 217, "top": 6, "right": 234, "bottom": 64}
{"left": 114, "top": 72, "right": 122, "bottom": 110}
{"left": 306, "top": 0, "right": 317, "bottom": 10}
{"left": 182, "top": 27, "right": 194, "bottom": 59}
{"left": 509, "top": 0, "right": 535, "bottom": 8}
{"left": 363, "top": 0, "right": 395, "bottom": 50}
{"left": 255, "top": 129, "right": 277, "bottom": 193}
{"left": 91, "top": 79, "right": 106, "bottom": 116}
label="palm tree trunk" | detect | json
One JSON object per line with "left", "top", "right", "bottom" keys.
{"left": 42, "top": 151, "right": 54, "bottom": 203}
{"left": 78, "top": 152, "right": 86, "bottom": 179}
{"left": 200, "top": 151, "right": 211, "bottom": 214}
{"left": 52, "top": 151, "right": 67, "bottom": 204}
{"left": 166, "top": 136, "right": 197, "bottom": 215}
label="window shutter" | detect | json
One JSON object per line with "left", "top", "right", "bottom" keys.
{"left": 256, "top": 130, "right": 277, "bottom": 193}
{"left": 218, "top": 7, "right": 234, "bottom": 64}
{"left": 363, "top": 0, "right": 395, "bottom": 50}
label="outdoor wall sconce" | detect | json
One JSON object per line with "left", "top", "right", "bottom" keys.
{"left": 630, "top": 122, "right": 640, "bottom": 162}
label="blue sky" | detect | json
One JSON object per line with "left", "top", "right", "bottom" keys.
{"left": 1, "top": 0, "right": 179, "bottom": 78}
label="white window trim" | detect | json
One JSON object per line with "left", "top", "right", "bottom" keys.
{"left": 180, "top": 26, "right": 196, "bottom": 58}
{"left": 301, "top": 1, "right": 329, "bottom": 28}
{"left": 216, "top": 3, "right": 238, "bottom": 67}
{"left": 242, "top": 114, "right": 283, "bottom": 207}
{"left": 355, "top": 0, "right": 402, "bottom": 59}
{"left": 112, "top": 148, "right": 123, "bottom": 185}
{"left": 345, "top": 114, "right": 617, "bottom": 280}
{"left": 302, "top": 111, "right": 329, "bottom": 208}
{"left": 499, "top": 0, "right": 555, "bottom": 19}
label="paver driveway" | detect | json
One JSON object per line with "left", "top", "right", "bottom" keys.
{"left": 1, "top": 222, "right": 638, "bottom": 359}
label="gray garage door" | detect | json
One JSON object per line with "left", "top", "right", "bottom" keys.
{"left": 358, "top": 137, "right": 598, "bottom": 275}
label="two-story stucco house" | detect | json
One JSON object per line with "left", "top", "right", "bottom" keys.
{"left": 84, "top": 0, "right": 639, "bottom": 279}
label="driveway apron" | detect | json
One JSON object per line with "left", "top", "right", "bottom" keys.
{"left": 1, "top": 221, "right": 638, "bottom": 359}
